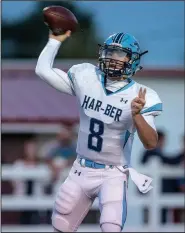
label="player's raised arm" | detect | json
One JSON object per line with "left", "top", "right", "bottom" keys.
{"left": 35, "top": 31, "right": 75, "bottom": 95}
{"left": 131, "top": 87, "right": 160, "bottom": 150}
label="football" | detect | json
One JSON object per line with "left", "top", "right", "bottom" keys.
{"left": 43, "top": 6, "right": 78, "bottom": 35}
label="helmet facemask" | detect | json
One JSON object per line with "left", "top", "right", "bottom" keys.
{"left": 98, "top": 44, "right": 142, "bottom": 80}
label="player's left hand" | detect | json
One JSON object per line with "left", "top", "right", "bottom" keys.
{"left": 131, "top": 88, "right": 146, "bottom": 116}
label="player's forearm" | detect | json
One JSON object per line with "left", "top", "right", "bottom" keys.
{"left": 133, "top": 114, "right": 158, "bottom": 150}
{"left": 35, "top": 38, "right": 61, "bottom": 76}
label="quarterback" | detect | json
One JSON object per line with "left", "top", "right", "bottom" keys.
{"left": 35, "top": 30, "right": 162, "bottom": 232}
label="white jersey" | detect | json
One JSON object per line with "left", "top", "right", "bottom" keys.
{"left": 36, "top": 38, "right": 162, "bottom": 166}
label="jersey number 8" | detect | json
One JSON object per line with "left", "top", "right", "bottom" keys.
{"left": 88, "top": 118, "right": 104, "bottom": 152}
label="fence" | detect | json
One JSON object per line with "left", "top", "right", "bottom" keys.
{"left": 2, "top": 160, "right": 184, "bottom": 232}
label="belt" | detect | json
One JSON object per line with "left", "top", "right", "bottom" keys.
{"left": 78, "top": 158, "right": 153, "bottom": 194}
{"left": 78, "top": 158, "right": 114, "bottom": 169}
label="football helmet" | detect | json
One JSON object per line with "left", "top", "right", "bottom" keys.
{"left": 98, "top": 32, "right": 148, "bottom": 79}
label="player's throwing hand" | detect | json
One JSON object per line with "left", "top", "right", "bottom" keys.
{"left": 49, "top": 30, "right": 71, "bottom": 42}
{"left": 131, "top": 87, "right": 146, "bottom": 116}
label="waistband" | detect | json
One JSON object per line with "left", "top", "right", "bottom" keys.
{"left": 78, "top": 158, "right": 115, "bottom": 169}
{"left": 77, "top": 158, "right": 153, "bottom": 194}
{"left": 78, "top": 157, "right": 128, "bottom": 170}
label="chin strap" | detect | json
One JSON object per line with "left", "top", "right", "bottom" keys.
{"left": 135, "top": 50, "right": 148, "bottom": 73}
{"left": 136, "top": 66, "right": 143, "bottom": 72}
{"left": 140, "top": 50, "right": 148, "bottom": 57}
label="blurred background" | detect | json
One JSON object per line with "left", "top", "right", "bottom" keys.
{"left": 1, "top": 0, "right": 184, "bottom": 232}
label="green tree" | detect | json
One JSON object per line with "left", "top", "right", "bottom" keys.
{"left": 2, "top": 1, "right": 102, "bottom": 58}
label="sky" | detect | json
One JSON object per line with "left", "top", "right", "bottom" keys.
{"left": 2, "top": 1, "right": 184, "bottom": 67}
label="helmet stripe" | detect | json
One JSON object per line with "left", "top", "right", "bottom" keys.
{"left": 115, "top": 33, "right": 124, "bottom": 43}
{"left": 118, "top": 33, "right": 125, "bottom": 44}
{"left": 112, "top": 33, "right": 120, "bottom": 42}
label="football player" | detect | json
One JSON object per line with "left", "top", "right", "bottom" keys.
{"left": 35, "top": 30, "right": 162, "bottom": 232}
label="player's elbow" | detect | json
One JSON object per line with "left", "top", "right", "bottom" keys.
{"left": 35, "top": 63, "right": 43, "bottom": 77}
{"left": 144, "top": 140, "right": 157, "bottom": 150}
{"left": 35, "top": 64, "right": 48, "bottom": 80}
{"left": 143, "top": 130, "right": 158, "bottom": 150}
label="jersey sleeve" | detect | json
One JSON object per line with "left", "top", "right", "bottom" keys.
{"left": 66, "top": 64, "right": 78, "bottom": 88}
{"left": 35, "top": 38, "right": 75, "bottom": 95}
{"left": 142, "top": 115, "right": 156, "bottom": 130}
{"left": 140, "top": 87, "right": 163, "bottom": 116}
{"left": 66, "top": 62, "right": 92, "bottom": 85}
